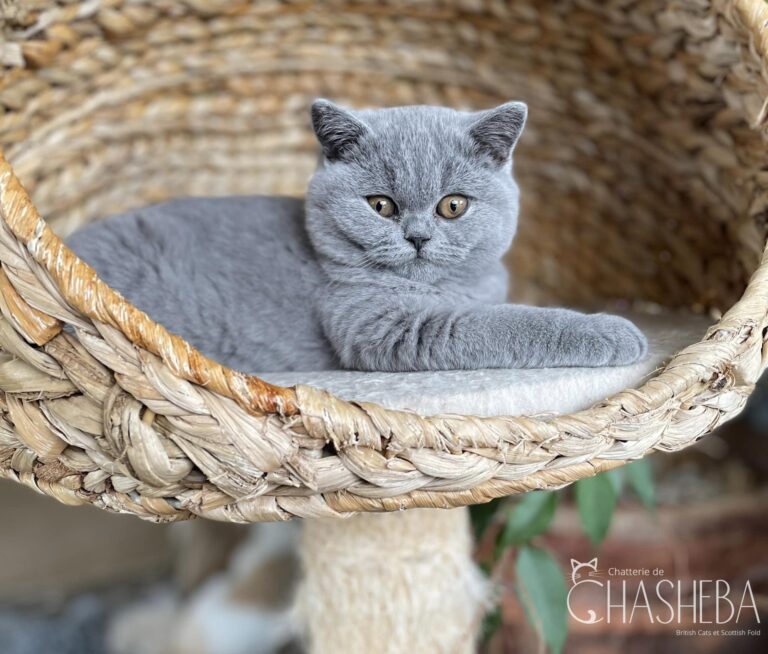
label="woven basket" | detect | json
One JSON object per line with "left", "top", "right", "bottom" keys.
{"left": 0, "top": 0, "right": 766, "bottom": 523}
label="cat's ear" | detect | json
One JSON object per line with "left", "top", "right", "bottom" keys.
{"left": 571, "top": 559, "right": 580, "bottom": 571}
{"left": 468, "top": 101, "right": 527, "bottom": 166}
{"left": 311, "top": 99, "right": 370, "bottom": 162}
{"left": 588, "top": 557, "right": 598, "bottom": 568}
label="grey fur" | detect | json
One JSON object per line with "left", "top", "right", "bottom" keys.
{"left": 68, "top": 100, "right": 647, "bottom": 374}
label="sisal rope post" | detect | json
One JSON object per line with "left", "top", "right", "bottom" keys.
{"left": 296, "top": 507, "right": 487, "bottom": 654}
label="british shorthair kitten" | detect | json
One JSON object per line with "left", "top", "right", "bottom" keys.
{"left": 69, "top": 100, "right": 647, "bottom": 373}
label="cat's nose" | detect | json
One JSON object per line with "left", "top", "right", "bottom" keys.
{"left": 406, "top": 235, "right": 430, "bottom": 252}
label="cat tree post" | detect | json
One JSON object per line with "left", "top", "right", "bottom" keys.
{"left": 296, "top": 507, "right": 487, "bottom": 654}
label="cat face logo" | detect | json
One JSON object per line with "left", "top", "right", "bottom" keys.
{"left": 567, "top": 557, "right": 603, "bottom": 624}
{"left": 570, "top": 557, "right": 599, "bottom": 585}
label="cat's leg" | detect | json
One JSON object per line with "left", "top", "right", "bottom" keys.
{"left": 322, "top": 290, "right": 647, "bottom": 371}
{"left": 496, "top": 305, "right": 649, "bottom": 368}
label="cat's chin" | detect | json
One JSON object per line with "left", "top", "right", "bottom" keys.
{"left": 389, "top": 258, "right": 444, "bottom": 284}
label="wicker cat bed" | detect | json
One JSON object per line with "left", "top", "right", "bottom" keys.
{"left": 0, "top": 0, "right": 766, "bottom": 523}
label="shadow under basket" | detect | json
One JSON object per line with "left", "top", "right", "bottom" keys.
{"left": 0, "top": 0, "right": 767, "bottom": 523}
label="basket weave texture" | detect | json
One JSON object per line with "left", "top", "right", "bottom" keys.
{"left": 0, "top": 0, "right": 767, "bottom": 522}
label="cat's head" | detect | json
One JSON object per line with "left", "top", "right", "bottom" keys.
{"left": 305, "top": 99, "right": 526, "bottom": 284}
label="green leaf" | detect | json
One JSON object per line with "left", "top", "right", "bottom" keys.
{"left": 470, "top": 498, "right": 503, "bottom": 540}
{"left": 606, "top": 467, "right": 625, "bottom": 495}
{"left": 497, "top": 491, "right": 559, "bottom": 553}
{"left": 625, "top": 459, "right": 655, "bottom": 510}
{"left": 515, "top": 546, "right": 569, "bottom": 654}
{"left": 574, "top": 473, "right": 618, "bottom": 546}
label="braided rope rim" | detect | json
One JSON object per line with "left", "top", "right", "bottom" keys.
{"left": 0, "top": 0, "right": 766, "bottom": 522}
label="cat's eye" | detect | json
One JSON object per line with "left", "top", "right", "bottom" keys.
{"left": 367, "top": 195, "right": 397, "bottom": 218}
{"left": 437, "top": 194, "right": 469, "bottom": 219}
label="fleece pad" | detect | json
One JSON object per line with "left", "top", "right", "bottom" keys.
{"left": 260, "top": 313, "right": 711, "bottom": 417}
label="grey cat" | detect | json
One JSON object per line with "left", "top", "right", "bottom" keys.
{"left": 68, "top": 100, "right": 647, "bottom": 373}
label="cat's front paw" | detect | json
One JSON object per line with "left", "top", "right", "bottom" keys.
{"left": 569, "top": 314, "right": 648, "bottom": 367}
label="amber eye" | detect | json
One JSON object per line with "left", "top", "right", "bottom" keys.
{"left": 367, "top": 195, "right": 397, "bottom": 218}
{"left": 436, "top": 194, "right": 469, "bottom": 219}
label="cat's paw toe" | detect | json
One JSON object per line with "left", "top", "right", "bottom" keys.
{"left": 586, "top": 315, "right": 648, "bottom": 366}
